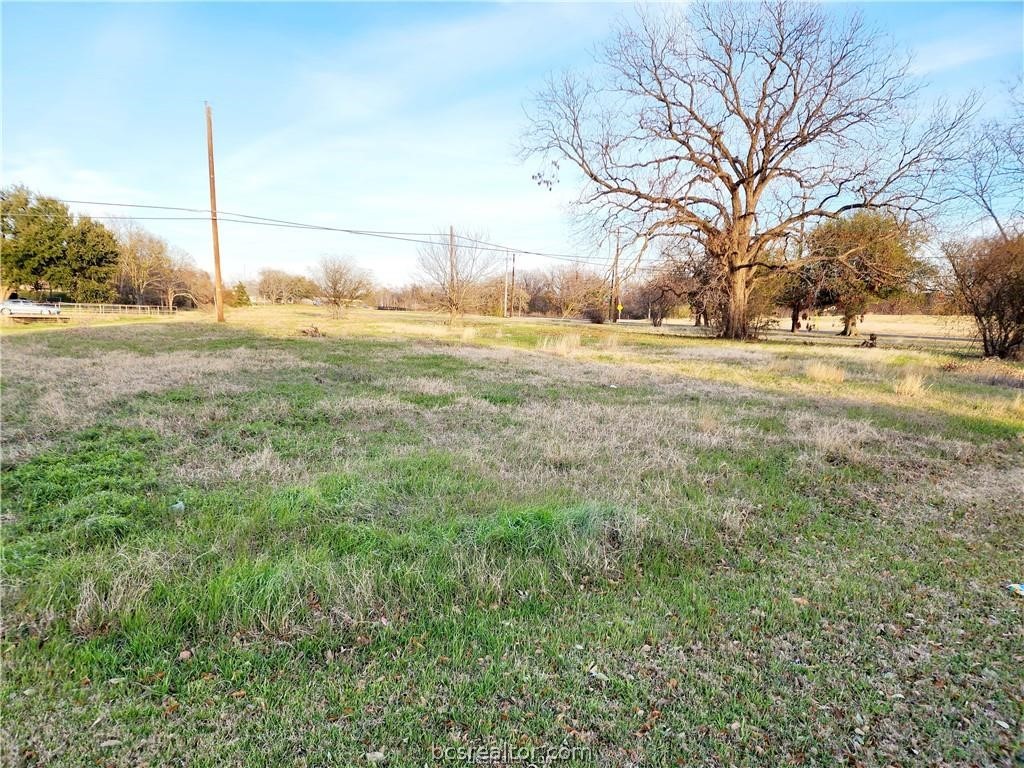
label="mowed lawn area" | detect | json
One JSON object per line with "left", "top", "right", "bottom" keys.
{"left": 1, "top": 307, "right": 1022, "bottom": 767}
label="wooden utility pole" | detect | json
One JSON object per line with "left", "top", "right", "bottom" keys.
{"left": 205, "top": 102, "right": 225, "bottom": 322}
{"left": 608, "top": 230, "right": 620, "bottom": 323}
{"left": 502, "top": 252, "right": 509, "bottom": 318}
{"left": 448, "top": 225, "right": 457, "bottom": 323}
{"left": 509, "top": 253, "right": 517, "bottom": 317}
{"left": 614, "top": 229, "right": 621, "bottom": 322}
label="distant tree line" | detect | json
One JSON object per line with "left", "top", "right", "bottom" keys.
{"left": 377, "top": 217, "right": 946, "bottom": 332}
{"left": 0, "top": 187, "right": 374, "bottom": 316}
{"left": 254, "top": 257, "right": 372, "bottom": 315}
{"left": 0, "top": 185, "right": 233, "bottom": 308}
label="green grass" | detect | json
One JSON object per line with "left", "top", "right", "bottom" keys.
{"left": 2, "top": 308, "right": 1022, "bottom": 767}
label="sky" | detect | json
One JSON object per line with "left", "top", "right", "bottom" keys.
{"left": 3, "top": 1, "right": 1022, "bottom": 287}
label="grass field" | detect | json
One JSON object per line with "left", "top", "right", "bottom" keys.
{"left": 2, "top": 306, "right": 1022, "bottom": 767}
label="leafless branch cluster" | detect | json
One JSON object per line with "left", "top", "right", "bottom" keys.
{"left": 955, "top": 81, "right": 1024, "bottom": 241}
{"left": 116, "top": 223, "right": 212, "bottom": 308}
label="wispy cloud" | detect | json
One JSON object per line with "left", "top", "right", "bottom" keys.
{"left": 910, "top": 22, "right": 1021, "bottom": 77}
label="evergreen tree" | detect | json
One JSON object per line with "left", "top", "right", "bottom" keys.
{"left": 1, "top": 186, "right": 119, "bottom": 301}
{"left": 233, "top": 281, "right": 252, "bottom": 306}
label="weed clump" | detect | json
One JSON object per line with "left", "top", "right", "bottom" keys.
{"left": 804, "top": 361, "right": 845, "bottom": 384}
{"left": 894, "top": 371, "right": 927, "bottom": 397}
{"left": 538, "top": 333, "right": 581, "bottom": 357}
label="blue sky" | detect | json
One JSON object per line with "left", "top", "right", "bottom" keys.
{"left": 3, "top": 2, "right": 1022, "bottom": 285}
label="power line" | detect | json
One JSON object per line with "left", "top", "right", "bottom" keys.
{"left": 55, "top": 198, "right": 443, "bottom": 238}
{"left": 8, "top": 197, "right": 659, "bottom": 272}
{"left": 48, "top": 197, "right": 620, "bottom": 266}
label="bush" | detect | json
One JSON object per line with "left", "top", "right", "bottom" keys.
{"left": 582, "top": 306, "right": 606, "bottom": 324}
{"left": 945, "top": 233, "right": 1024, "bottom": 359}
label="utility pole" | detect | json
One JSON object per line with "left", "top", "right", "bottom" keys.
{"left": 509, "top": 253, "right": 517, "bottom": 317}
{"left": 502, "top": 252, "right": 509, "bottom": 318}
{"left": 448, "top": 225, "right": 457, "bottom": 323}
{"left": 608, "top": 230, "right": 620, "bottom": 323}
{"left": 205, "top": 102, "right": 225, "bottom": 322}
{"left": 614, "top": 229, "right": 621, "bottom": 322}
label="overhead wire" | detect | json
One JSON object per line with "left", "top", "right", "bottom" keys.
{"left": 48, "top": 198, "right": 631, "bottom": 267}
{"left": 7, "top": 196, "right": 666, "bottom": 274}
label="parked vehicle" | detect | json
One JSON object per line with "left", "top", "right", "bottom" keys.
{"left": 0, "top": 298, "right": 61, "bottom": 316}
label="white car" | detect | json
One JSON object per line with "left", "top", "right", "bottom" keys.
{"left": 0, "top": 298, "right": 61, "bottom": 316}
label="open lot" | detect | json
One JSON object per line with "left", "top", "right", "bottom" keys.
{"left": 2, "top": 307, "right": 1022, "bottom": 767}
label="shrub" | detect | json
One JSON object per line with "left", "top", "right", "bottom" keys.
{"left": 945, "top": 233, "right": 1024, "bottom": 359}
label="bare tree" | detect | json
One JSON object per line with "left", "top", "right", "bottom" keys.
{"left": 314, "top": 256, "right": 373, "bottom": 317}
{"left": 257, "top": 269, "right": 318, "bottom": 304}
{"left": 957, "top": 82, "right": 1023, "bottom": 241}
{"left": 156, "top": 247, "right": 213, "bottom": 309}
{"left": 517, "top": 270, "right": 554, "bottom": 315}
{"left": 416, "top": 230, "right": 497, "bottom": 322}
{"left": 524, "top": 1, "right": 974, "bottom": 338}
{"left": 548, "top": 264, "right": 607, "bottom": 318}
{"left": 116, "top": 223, "right": 170, "bottom": 305}
{"left": 628, "top": 264, "right": 688, "bottom": 327}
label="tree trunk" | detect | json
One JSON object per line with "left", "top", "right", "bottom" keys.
{"left": 840, "top": 313, "right": 859, "bottom": 336}
{"left": 721, "top": 269, "right": 749, "bottom": 340}
{"left": 790, "top": 305, "right": 800, "bottom": 332}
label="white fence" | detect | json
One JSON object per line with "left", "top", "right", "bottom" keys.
{"left": 54, "top": 302, "right": 178, "bottom": 316}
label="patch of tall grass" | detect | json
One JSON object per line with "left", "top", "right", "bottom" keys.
{"left": 803, "top": 361, "right": 846, "bottom": 385}
{"left": 537, "top": 333, "right": 581, "bottom": 357}
{"left": 894, "top": 371, "right": 928, "bottom": 397}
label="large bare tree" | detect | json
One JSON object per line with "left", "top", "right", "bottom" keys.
{"left": 524, "top": 1, "right": 974, "bottom": 338}
{"left": 417, "top": 230, "right": 497, "bottom": 322}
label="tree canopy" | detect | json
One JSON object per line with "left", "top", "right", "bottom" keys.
{"left": 807, "top": 212, "right": 923, "bottom": 335}
{"left": 1, "top": 186, "right": 119, "bottom": 301}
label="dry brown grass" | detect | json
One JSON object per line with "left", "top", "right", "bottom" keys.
{"left": 538, "top": 333, "right": 581, "bottom": 357}
{"left": 393, "top": 376, "right": 463, "bottom": 397}
{"left": 425, "top": 398, "right": 756, "bottom": 509}
{"left": 72, "top": 549, "right": 178, "bottom": 633}
{"left": 894, "top": 371, "right": 928, "bottom": 397}
{"left": 782, "top": 312, "right": 975, "bottom": 339}
{"left": 1011, "top": 393, "right": 1024, "bottom": 418}
{"left": 804, "top": 361, "right": 846, "bottom": 385}
{"left": 788, "top": 413, "right": 882, "bottom": 464}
